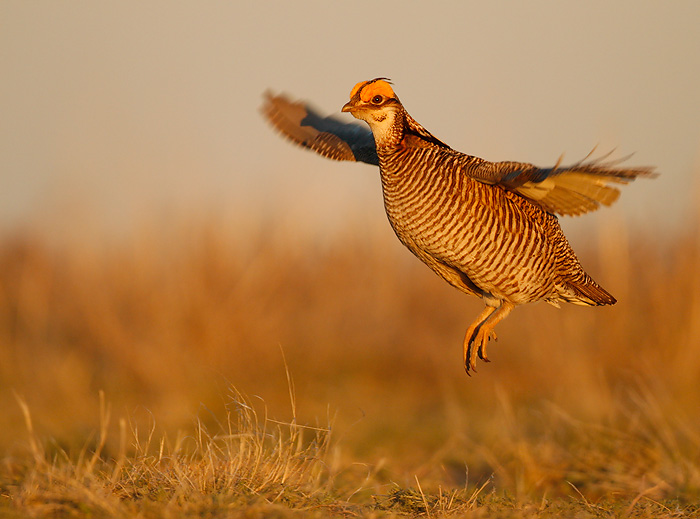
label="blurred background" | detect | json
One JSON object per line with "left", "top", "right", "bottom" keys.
{"left": 2, "top": 1, "right": 700, "bottom": 495}
{"left": 3, "top": 1, "right": 699, "bottom": 240}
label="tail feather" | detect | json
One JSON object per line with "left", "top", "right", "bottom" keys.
{"left": 562, "top": 280, "right": 617, "bottom": 306}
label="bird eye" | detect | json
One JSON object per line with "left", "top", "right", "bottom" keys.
{"left": 371, "top": 95, "right": 384, "bottom": 104}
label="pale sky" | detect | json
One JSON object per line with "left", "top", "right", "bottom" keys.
{"left": 2, "top": 2, "right": 699, "bottom": 242}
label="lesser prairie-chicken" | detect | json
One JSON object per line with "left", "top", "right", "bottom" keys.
{"left": 262, "top": 78, "right": 653, "bottom": 374}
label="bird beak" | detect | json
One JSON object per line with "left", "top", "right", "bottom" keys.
{"left": 341, "top": 101, "right": 354, "bottom": 113}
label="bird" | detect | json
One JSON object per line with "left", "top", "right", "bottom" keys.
{"left": 261, "top": 78, "right": 654, "bottom": 374}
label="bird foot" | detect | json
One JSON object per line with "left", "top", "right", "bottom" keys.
{"left": 478, "top": 330, "right": 497, "bottom": 361}
{"left": 463, "top": 327, "right": 497, "bottom": 374}
{"left": 462, "top": 302, "right": 514, "bottom": 375}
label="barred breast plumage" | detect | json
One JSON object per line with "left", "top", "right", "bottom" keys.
{"left": 261, "top": 78, "right": 655, "bottom": 374}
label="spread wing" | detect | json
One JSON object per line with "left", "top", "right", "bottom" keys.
{"left": 458, "top": 149, "right": 656, "bottom": 216}
{"left": 262, "top": 91, "right": 654, "bottom": 217}
{"left": 261, "top": 92, "right": 379, "bottom": 166}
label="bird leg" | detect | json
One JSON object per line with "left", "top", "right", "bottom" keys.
{"left": 463, "top": 301, "right": 515, "bottom": 374}
{"left": 473, "top": 301, "right": 514, "bottom": 364}
{"left": 463, "top": 306, "right": 496, "bottom": 374}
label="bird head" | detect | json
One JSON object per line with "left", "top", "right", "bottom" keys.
{"left": 342, "top": 78, "right": 403, "bottom": 145}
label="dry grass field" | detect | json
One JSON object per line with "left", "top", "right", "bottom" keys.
{"left": 1, "top": 212, "right": 700, "bottom": 518}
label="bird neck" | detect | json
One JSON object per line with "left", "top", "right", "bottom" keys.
{"left": 367, "top": 108, "right": 407, "bottom": 150}
{"left": 370, "top": 108, "right": 451, "bottom": 152}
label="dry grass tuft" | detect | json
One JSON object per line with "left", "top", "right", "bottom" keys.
{"left": 5, "top": 388, "right": 334, "bottom": 517}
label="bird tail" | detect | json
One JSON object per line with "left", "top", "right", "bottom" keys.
{"left": 560, "top": 279, "right": 617, "bottom": 306}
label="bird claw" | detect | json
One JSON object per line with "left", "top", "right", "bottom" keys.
{"left": 462, "top": 302, "right": 513, "bottom": 375}
{"left": 463, "top": 330, "right": 478, "bottom": 374}
{"left": 464, "top": 328, "right": 497, "bottom": 374}
{"left": 478, "top": 330, "right": 497, "bottom": 361}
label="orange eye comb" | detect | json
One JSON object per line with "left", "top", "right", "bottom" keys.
{"left": 349, "top": 78, "right": 395, "bottom": 101}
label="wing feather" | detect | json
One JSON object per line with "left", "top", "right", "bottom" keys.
{"left": 459, "top": 152, "right": 655, "bottom": 216}
{"left": 262, "top": 91, "right": 654, "bottom": 217}
{"left": 261, "top": 92, "right": 378, "bottom": 165}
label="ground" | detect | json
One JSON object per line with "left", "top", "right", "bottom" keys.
{"left": 1, "top": 219, "right": 699, "bottom": 517}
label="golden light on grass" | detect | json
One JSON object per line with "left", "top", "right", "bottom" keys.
{"left": 8, "top": 388, "right": 336, "bottom": 516}
{"left": 1, "top": 215, "right": 700, "bottom": 517}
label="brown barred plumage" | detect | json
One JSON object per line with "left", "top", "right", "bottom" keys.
{"left": 261, "top": 79, "right": 655, "bottom": 374}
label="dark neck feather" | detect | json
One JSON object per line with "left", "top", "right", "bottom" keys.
{"left": 403, "top": 112, "right": 451, "bottom": 149}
